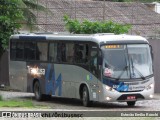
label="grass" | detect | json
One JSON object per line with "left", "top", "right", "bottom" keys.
{"left": 0, "top": 95, "right": 47, "bottom": 108}
{"left": 0, "top": 100, "right": 33, "bottom": 107}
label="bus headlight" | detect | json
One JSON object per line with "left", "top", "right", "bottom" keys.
{"left": 106, "top": 97, "right": 112, "bottom": 101}
{"left": 146, "top": 83, "right": 154, "bottom": 90}
{"left": 31, "top": 68, "right": 38, "bottom": 75}
{"left": 106, "top": 86, "right": 115, "bottom": 92}
{"left": 149, "top": 94, "right": 154, "bottom": 98}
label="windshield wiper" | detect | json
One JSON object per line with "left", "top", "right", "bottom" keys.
{"left": 132, "top": 65, "right": 146, "bottom": 80}
{"left": 116, "top": 66, "right": 128, "bottom": 81}
{"left": 130, "top": 57, "right": 145, "bottom": 80}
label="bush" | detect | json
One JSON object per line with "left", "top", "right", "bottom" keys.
{"left": 63, "top": 15, "right": 131, "bottom": 34}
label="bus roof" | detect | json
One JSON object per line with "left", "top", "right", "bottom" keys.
{"left": 10, "top": 33, "right": 148, "bottom": 45}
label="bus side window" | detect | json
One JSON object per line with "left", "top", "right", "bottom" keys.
{"left": 75, "top": 44, "right": 82, "bottom": 63}
{"left": 56, "top": 43, "right": 66, "bottom": 62}
{"left": 75, "top": 44, "right": 89, "bottom": 64}
{"left": 49, "top": 43, "right": 57, "bottom": 62}
{"left": 36, "top": 42, "right": 48, "bottom": 61}
{"left": 90, "top": 49, "right": 98, "bottom": 77}
{"left": 24, "top": 42, "right": 36, "bottom": 60}
{"left": 16, "top": 42, "right": 24, "bottom": 60}
{"left": 66, "top": 43, "right": 74, "bottom": 63}
{"left": 86, "top": 44, "right": 89, "bottom": 63}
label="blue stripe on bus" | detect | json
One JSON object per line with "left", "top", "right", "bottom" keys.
{"left": 45, "top": 64, "right": 52, "bottom": 95}
{"left": 45, "top": 64, "right": 51, "bottom": 80}
{"left": 54, "top": 73, "right": 62, "bottom": 96}
{"left": 116, "top": 82, "right": 129, "bottom": 92}
{"left": 103, "top": 78, "right": 129, "bottom": 92}
{"left": 51, "top": 65, "right": 55, "bottom": 95}
{"left": 49, "top": 64, "right": 54, "bottom": 81}
{"left": 45, "top": 64, "right": 62, "bottom": 96}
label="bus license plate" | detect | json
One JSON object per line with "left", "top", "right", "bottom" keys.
{"left": 127, "top": 96, "right": 136, "bottom": 100}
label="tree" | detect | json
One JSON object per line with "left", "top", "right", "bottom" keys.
{"left": 0, "top": 0, "right": 24, "bottom": 57}
{"left": 63, "top": 15, "right": 131, "bottom": 34}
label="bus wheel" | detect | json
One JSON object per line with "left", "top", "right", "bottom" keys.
{"left": 82, "top": 86, "right": 91, "bottom": 107}
{"left": 127, "top": 101, "right": 136, "bottom": 106}
{"left": 34, "top": 81, "right": 42, "bottom": 101}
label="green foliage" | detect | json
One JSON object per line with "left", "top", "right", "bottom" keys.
{"left": 63, "top": 15, "right": 131, "bottom": 34}
{"left": 0, "top": 0, "right": 24, "bottom": 57}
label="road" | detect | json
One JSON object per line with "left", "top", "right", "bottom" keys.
{"left": 0, "top": 90, "right": 160, "bottom": 111}
{"left": 1, "top": 91, "right": 160, "bottom": 120}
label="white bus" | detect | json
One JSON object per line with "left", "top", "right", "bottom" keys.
{"left": 9, "top": 33, "right": 154, "bottom": 107}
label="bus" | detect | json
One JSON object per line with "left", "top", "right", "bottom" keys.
{"left": 9, "top": 33, "right": 154, "bottom": 107}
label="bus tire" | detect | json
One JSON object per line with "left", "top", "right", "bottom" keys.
{"left": 82, "top": 86, "right": 91, "bottom": 107}
{"left": 34, "top": 81, "right": 43, "bottom": 101}
{"left": 127, "top": 101, "right": 136, "bottom": 106}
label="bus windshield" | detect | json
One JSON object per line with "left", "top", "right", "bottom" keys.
{"left": 101, "top": 44, "right": 153, "bottom": 80}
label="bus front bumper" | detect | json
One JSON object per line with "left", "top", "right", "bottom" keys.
{"left": 99, "top": 84, "right": 154, "bottom": 103}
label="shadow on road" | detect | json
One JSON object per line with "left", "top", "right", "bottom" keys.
{"left": 20, "top": 95, "right": 146, "bottom": 109}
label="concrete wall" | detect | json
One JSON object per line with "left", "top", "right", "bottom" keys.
{"left": 148, "top": 39, "right": 160, "bottom": 93}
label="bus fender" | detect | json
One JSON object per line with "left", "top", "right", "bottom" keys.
{"left": 79, "top": 82, "right": 91, "bottom": 100}
{"left": 32, "top": 78, "right": 41, "bottom": 93}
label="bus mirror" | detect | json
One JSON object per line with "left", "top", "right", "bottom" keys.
{"left": 98, "top": 56, "right": 102, "bottom": 65}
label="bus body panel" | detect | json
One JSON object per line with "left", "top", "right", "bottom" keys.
{"left": 9, "top": 61, "right": 28, "bottom": 92}
{"left": 10, "top": 62, "right": 100, "bottom": 101}
{"left": 53, "top": 64, "right": 99, "bottom": 101}
{"left": 9, "top": 33, "right": 154, "bottom": 105}
{"left": 9, "top": 60, "right": 154, "bottom": 102}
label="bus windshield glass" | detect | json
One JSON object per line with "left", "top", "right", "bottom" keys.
{"left": 101, "top": 44, "right": 153, "bottom": 80}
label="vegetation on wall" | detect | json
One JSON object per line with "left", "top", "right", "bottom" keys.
{"left": 0, "top": 0, "right": 24, "bottom": 57}
{"left": 0, "top": 0, "right": 49, "bottom": 58}
{"left": 20, "top": 0, "right": 51, "bottom": 31}
{"left": 63, "top": 15, "right": 131, "bottom": 34}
